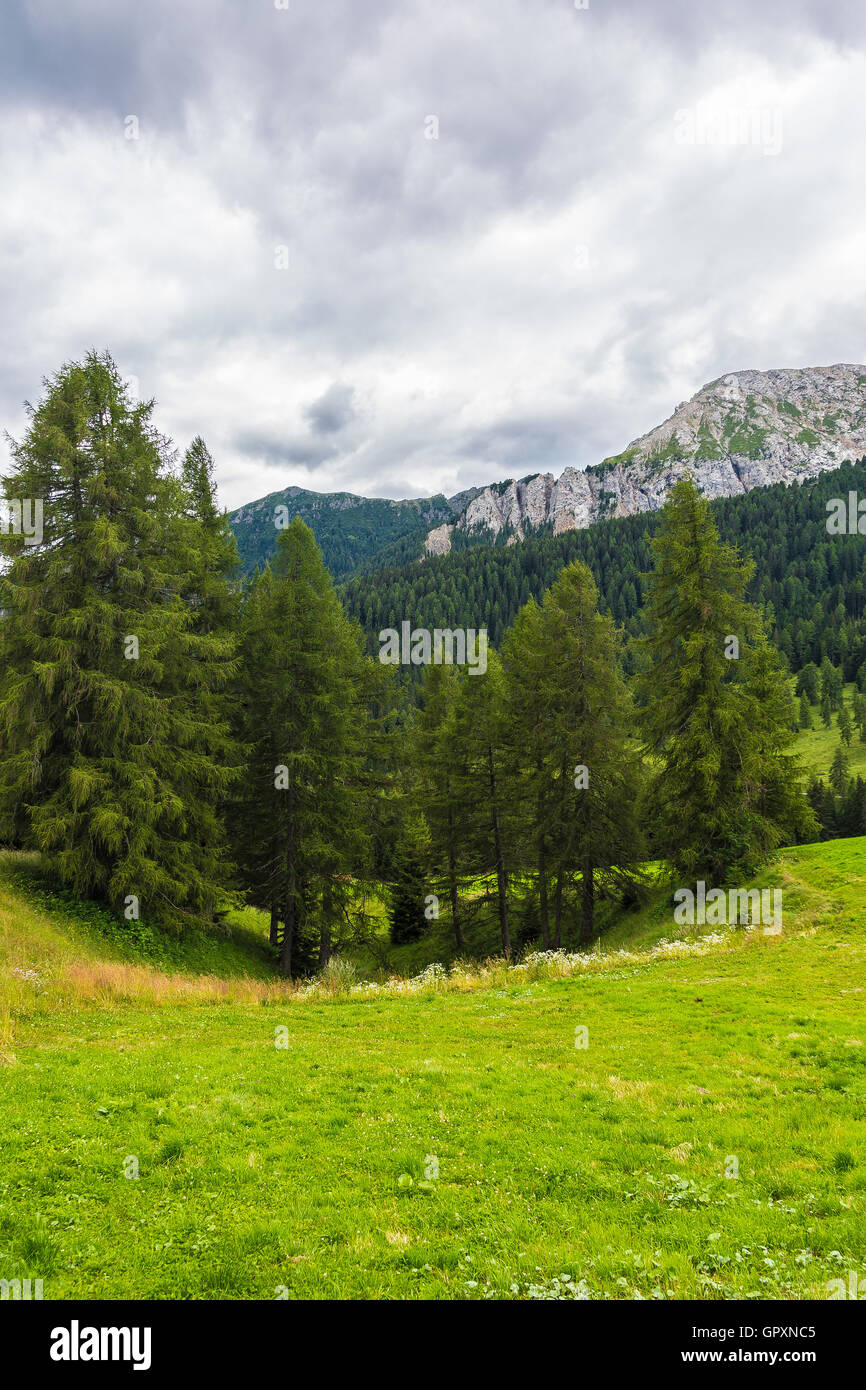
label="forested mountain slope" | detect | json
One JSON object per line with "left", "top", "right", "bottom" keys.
{"left": 230, "top": 365, "right": 866, "bottom": 578}
{"left": 342, "top": 458, "right": 866, "bottom": 682}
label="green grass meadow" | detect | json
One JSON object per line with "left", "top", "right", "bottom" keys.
{"left": 1, "top": 835, "right": 864, "bottom": 1301}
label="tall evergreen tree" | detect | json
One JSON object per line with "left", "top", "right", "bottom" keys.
{"left": 504, "top": 562, "right": 643, "bottom": 946}
{"left": 414, "top": 661, "right": 467, "bottom": 951}
{"left": 821, "top": 657, "right": 843, "bottom": 712}
{"left": 795, "top": 663, "right": 820, "bottom": 705}
{"left": 180, "top": 435, "right": 240, "bottom": 634}
{"left": 638, "top": 476, "right": 814, "bottom": 884}
{"left": 227, "top": 517, "right": 375, "bottom": 976}
{"left": 388, "top": 814, "right": 432, "bottom": 944}
{"left": 501, "top": 598, "right": 555, "bottom": 947}
{"left": 451, "top": 652, "right": 513, "bottom": 958}
{"left": 829, "top": 747, "right": 850, "bottom": 794}
{"left": 839, "top": 704, "right": 853, "bottom": 746}
{"left": 0, "top": 353, "right": 237, "bottom": 926}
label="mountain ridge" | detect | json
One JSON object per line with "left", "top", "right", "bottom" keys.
{"left": 425, "top": 363, "right": 866, "bottom": 555}
{"left": 228, "top": 363, "right": 866, "bottom": 574}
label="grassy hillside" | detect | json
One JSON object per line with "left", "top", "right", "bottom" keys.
{"left": 1, "top": 838, "right": 864, "bottom": 1300}
{"left": 0, "top": 854, "right": 277, "bottom": 985}
{"left": 795, "top": 683, "right": 866, "bottom": 781}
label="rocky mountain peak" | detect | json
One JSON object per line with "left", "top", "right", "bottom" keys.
{"left": 424, "top": 363, "right": 866, "bottom": 554}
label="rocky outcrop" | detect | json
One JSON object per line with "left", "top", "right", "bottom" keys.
{"left": 424, "top": 522, "right": 453, "bottom": 556}
{"left": 426, "top": 364, "right": 866, "bottom": 548}
{"left": 459, "top": 473, "right": 555, "bottom": 541}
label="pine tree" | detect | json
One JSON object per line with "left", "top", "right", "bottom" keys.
{"left": 638, "top": 475, "right": 813, "bottom": 884}
{"left": 821, "top": 657, "right": 843, "bottom": 711}
{"left": 796, "top": 662, "right": 820, "bottom": 704}
{"left": 0, "top": 353, "right": 237, "bottom": 926}
{"left": 500, "top": 598, "right": 555, "bottom": 948}
{"left": 798, "top": 692, "right": 813, "bottom": 730}
{"left": 736, "top": 634, "right": 818, "bottom": 855}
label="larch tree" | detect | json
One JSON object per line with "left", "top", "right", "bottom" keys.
{"left": 0, "top": 352, "right": 237, "bottom": 927}
{"left": 414, "top": 660, "right": 467, "bottom": 952}
{"left": 450, "top": 651, "right": 514, "bottom": 959}
{"left": 227, "top": 517, "right": 375, "bottom": 977}
{"left": 639, "top": 475, "right": 814, "bottom": 884}
{"left": 504, "top": 562, "right": 643, "bottom": 946}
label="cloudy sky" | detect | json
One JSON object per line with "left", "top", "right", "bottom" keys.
{"left": 2, "top": 0, "right": 866, "bottom": 510}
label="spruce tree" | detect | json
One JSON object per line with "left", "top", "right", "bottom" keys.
{"left": 821, "top": 657, "right": 843, "bottom": 712}
{"left": 735, "top": 633, "right": 818, "bottom": 856}
{"left": 796, "top": 663, "right": 820, "bottom": 705}
{"left": 501, "top": 598, "right": 554, "bottom": 947}
{"left": 829, "top": 747, "right": 849, "bottom": 795}
{"left": 388, "top": 815, "right": 431, "bottom": 944}
{"left": 838, "top": 705, "right": 853, "bottom": 746}
{"left": 180, "top": 436, "right": 240, "bottom": 634}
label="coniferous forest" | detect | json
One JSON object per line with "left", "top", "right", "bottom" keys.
{"left": 0, "top": 353, "right": 837, "bottom": 978}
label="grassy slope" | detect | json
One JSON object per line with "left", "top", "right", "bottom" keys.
{"left": 1, "top": 837, "right": 864, "bottom": 1300}
{"left": 0, "top": 854, "right": 277, "bottom": 984}
{"left": 795, "top": 682, "right": 866, "bottom": 780}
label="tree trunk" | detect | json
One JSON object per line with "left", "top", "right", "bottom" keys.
{"left": 447, "top": 833, "right": 464, "bottom": 951}
{"left": 488, "top": 745, "right": 510, "bottom": 959}
{"left": 553, "top": 868, "right": 563, "bottom": 950}
{"left": 537, "top": 777, "right": 550, "bottom": 950}
{"left": 318, "top": 879, "right": 332, "bottom": 970}
{"left": 280, "top": 846, "right": 296, "bottom": 978}
{"left": 579, "top": 861, "right": 594, "bottom": 946}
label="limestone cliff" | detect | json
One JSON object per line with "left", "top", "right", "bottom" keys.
{"left": 425, "top": 364, "right": 866, "bottom": 551}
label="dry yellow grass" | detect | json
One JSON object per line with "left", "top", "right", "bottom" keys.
{"left": 8, "top": 958, "right": 300, "bottom": 1011}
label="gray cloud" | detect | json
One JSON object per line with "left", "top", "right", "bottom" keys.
{"left": 303, "top": 382, "right": 357, "bottom": 436}
{"left": 1, "top": 0, "right": 865, "bottom": 509}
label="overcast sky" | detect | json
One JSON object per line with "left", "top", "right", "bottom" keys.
{"left": 2, "top": 0, "right": 866, "bottom": 510}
